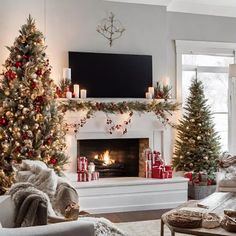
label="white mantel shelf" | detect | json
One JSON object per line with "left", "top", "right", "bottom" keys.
{"left": 66, "top": 174, "right": 188, "bottom": 213}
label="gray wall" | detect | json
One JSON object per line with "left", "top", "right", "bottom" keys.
{"left": 1, "top": 0, "right": 236, "bottom": 94}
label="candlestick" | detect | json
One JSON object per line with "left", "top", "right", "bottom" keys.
{"left": 145, "top": 92, "right": 152, "bottom": 99}
{"left": 163, "top": 77, "right": 170, "bottom": 87}
{"left": 80, "top": 89, "right": 87, "bottom": 99}
{"left": 63, "top": 68, "right": 71, "bottom": 80}
{"left": 66, "top": 91, "right": 72, "bottom": 99}
{"left": 148, "top": 87, "right": 154, "bottom": 98}
{"left": 73, "top": 84, "right": 80, "bottom": 98}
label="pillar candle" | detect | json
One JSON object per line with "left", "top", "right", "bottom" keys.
{"left": 63, "top": 68, "right": 71, "bottom": 80}
{"left": 73, "top": 84, "right": 80, "bottom": 98}
{"left": 145, "top": 92, "right": 152, "bottom": 99}
{"left": 80, "top": 89, "right": 87, "bottom": 99}
{"left": 66, "top": 91, "right": 72, "bottom": 99}
{"left": 148, "top": 87, "right": 154, "bottom": 98}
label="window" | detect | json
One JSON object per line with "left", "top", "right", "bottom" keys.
{"left": 176, "top": 41, "right": 236, "bottom": 152}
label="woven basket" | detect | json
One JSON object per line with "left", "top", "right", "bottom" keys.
{"left": 166, "top": 211, "right": 202, "bottom": 228}
{"left": 221, "top": 215, "right": 236, "bottom": 232}
{"left": 188, "top": 184, "right": 216, "bottom": 200}
{"left": 202, "top": 213, "right": 221, "bottom": 229}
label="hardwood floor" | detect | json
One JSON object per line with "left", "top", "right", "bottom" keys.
{"left": 91, "top": 209, "right": 170, "bottom": 223}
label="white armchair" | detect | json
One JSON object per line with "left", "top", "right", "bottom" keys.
{"left": 0, "top": 195, "right": 95, "bottom": 236}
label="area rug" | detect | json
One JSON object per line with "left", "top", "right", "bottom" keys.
{"left": 116, "top": 219, "right": 191, "bottom": 236}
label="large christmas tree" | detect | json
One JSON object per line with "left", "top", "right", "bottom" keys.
{"left": 173, "top": 78, "right": 221, "bottom": 180}
{"left": 0, "top": 16, "right": 68, "bottom": 194}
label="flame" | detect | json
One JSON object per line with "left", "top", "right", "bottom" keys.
{"left": 94, "top": 150, "right": 115, "bottom": 165}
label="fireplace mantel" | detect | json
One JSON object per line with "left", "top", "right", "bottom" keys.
{"left": 62, "top": 98, "right": 175, "bottom": 172}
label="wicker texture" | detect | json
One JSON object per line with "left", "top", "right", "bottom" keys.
{"left": 166, "top": 210, "right": 202, "bottom": 228}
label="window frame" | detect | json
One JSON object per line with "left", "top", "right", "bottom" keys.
{"left": 175, "top": 40, "right": 236, "bottom": 152}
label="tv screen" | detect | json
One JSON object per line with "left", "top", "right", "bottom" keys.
{"left": 69, "top": 52, "right": 152, "bottom": 98}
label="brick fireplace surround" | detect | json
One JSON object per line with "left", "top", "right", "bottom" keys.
{"left": 63, "top": 98, "right": 188, "bottom": 213}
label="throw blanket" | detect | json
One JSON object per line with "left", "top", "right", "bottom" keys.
{"left": 9, "top": 182, "right": 49, "bottom": 227}
{"left": 80, "top": 217, "right": 128, "bottom": 236}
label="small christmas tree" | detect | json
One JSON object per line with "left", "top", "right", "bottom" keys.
{"left": 173, "top": 78, "right": 221, "bottom": 182}
{"left": 0, "top": 16, "right": 68, "bottom": 194}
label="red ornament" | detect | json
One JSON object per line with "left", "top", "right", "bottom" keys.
{"left": 15, "top": 61, "right": 22, "bottom": 68}
{"left": 50, "top": 157, "right": 57, "bottom": 165}
{"left": 35, "top": 96, "right": 44, "bottom": 105}
{"left": 0, "top": 117, "right": 7, "bottom": 126}
{"left": 23, "top": 55, "right": 30, "bottom": 60}
{"left": 36, "top": 69, "right": 42, "bottom": 76}
{"left": 5, "top": 70, "right": 16, "bottom": 80}
{"left": 31, "top": 82, "right": 37, "bottom": 89}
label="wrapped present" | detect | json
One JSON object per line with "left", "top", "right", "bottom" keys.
{"left": 77, "top": 171, "right": 92, "bottom": 182}
{"left": 152, "top": 166, "right": 163, "bottom": 178}
{"left": 92, "top": 171, "right": 99, "bottom": 180}
{"left": 184, "top": 172, "right": 193, "bottom": 181}
{"left": 78, "top": 156, "right": 88, "bottom": 172}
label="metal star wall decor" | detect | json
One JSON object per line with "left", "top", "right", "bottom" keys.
{"left": 97, "top": 12, "right": 125, "bottom": 47}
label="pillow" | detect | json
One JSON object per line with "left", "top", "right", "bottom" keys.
{"left": 33, "top": 168, "right": 58, "bottom": 198}
{"left": 20, "top": 160, "right": 48, "bottom": 174}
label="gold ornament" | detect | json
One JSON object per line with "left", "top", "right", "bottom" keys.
{"left": 4, "top": 90, "right": 10, "bottom": 96}
{"left": 23, "top": 125, "right": 29, "bottom": 130}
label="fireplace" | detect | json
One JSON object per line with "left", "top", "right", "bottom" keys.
{"left": 78, "top": 138, "right": 149, "bottom": 177}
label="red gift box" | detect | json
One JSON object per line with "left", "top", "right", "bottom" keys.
{"left": 77, "top": 171, "right": 91, "bottom": 182}
{"left": 184, "top": 172, "right": 193, "bottom": 181}
{"left": 92, "top": 171, "right": 99, "bottom": 180}
{"left": 152, "top": 166, "right": 163, "bottom": 178}
{"left": 78, "top": 157, "right": 88, "bottom": 172}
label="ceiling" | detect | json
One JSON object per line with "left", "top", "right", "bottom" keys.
{"left": 105, "top": 0, "right": 236, "bottom": 18}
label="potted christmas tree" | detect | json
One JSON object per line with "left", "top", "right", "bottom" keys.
{"left": 173, "top": 78, "right": 221, "bottom": 199}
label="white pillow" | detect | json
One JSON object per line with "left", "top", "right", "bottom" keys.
{"left": 21, "top": 160, "right": 48, "bottom": 173}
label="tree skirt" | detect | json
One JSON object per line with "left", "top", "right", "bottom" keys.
{"left": 116, "top": 220, "right": 192, "bottom": 236}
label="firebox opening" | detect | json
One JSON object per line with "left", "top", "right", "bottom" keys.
{"left": 78, "top": 138, "right": 148, "bottom": 178}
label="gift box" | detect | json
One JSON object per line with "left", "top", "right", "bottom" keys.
{"left": 184, "top": 172, "right": 193, "bottom": 181}
{"left": 77, "top": 171, "right": 92, "bottom": 182}
{"left": 92, "top": 171, "right": 99, "bottom": 180}
{"left": 152, "top": 166, "right": 163, "bottom": 178}
{"left": 78, "top": 156, "right": 88, "bottom": 172}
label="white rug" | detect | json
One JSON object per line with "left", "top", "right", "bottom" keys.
{"left": 116, "top": 219, "right": 191, "bottom": 236}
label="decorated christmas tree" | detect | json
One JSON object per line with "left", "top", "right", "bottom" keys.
{"left": 173, "top": 78, "right": 221, "bottom": 182}
{"left": 0, "top": 16, "right": 68, "bottom": 195}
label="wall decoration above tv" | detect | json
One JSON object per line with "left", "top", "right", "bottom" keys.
{"left": 69, "top": 52, "right": 153, "bottom": 98}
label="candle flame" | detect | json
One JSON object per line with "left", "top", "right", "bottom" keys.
{"left": 94, "top": 154, "right": 99, "bottom": 160}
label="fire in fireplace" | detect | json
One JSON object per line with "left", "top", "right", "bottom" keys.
{"left": 78, "top": 138, "right": 149, "bottom": 178}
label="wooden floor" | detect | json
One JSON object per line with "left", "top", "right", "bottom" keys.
{"left": 91, "top": 209, "right": 170, "bottom": 223}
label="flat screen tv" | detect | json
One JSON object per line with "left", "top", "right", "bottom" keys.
{"left": 69, "top": 52, "right": 152, "bottom": 98}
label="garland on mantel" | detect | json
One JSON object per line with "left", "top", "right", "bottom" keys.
{"left": 57, "top": 100, "right": 180, "bottom": 135}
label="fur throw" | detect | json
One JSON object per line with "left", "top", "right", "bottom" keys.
{"left": 8, "top": 183, "right": 49, "bottom": 227}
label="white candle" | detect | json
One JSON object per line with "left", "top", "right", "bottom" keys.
{"left": 148, "top": 87, "right": 154, "bottom": 98}
{"left": 145, "top": 92, "right": 152, "bottom": 99}
{"left": 73, "top": 84, "right": 80, "bottom": 98}
{"left": 63, "top": 68, "right": 71, "bottom": 80}
{"left": 163, "top": 77, "right": 170, "bottom": 87}
{"left": 66, "top": 91, "right": 72, "bottom": 99}
{"left": 80, "top": 89, "right": 87, "bottom": 99}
